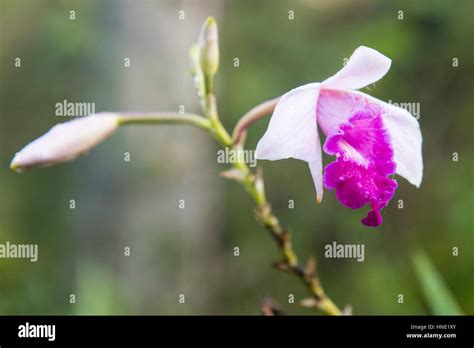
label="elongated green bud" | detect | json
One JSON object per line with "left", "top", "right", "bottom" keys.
{"left": 198, "top": 17, "right": 219, "bottom": 87}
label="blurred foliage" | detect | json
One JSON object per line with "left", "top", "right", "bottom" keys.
{"left": 0, "top": 0, "right": 473, "bottom": 315}
{"left": 412, "top": 250, "right": 462, "bottom": 315}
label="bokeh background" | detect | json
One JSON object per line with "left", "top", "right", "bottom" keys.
{"left": 0, "top": 0, "right": 472, "bottom": 315}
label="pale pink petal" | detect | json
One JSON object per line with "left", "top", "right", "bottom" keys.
{"left": 255, "top": 83, "right": 324, "bottom": 201}
{"left": 374, "top": 100, "right": 423, "bottom": 187}
{"left": 11, "top": 113, "right": 119, "bottom": 171}
{"left": 322, "top": 46, "right": 391, "bottom": 90}
{"left": 316, "top": 88, "right": 375, "bottom": 136}
{"left": 316, "top": 88, "right": 423, "bottom": 187}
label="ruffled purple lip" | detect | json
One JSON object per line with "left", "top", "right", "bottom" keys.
{"left": 322, "top": 109, "right": 397, "bottom": 227}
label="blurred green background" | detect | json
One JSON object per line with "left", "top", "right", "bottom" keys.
{"left": 0, "top": 0, "right": 472, "bottom": 315}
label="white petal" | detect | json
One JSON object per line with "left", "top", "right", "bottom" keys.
{"left": 11, "top": 113, "right": 119, "bottom": 171}
{"left": 348, "top": 90, "right": 423, "bottom": 187}
{"left": 308, "top": 159, "right": 323, "bottom": 203}
{"left": 255, "top": 83, "right": 324, "bottom": 201}
{"left": 377, "top": 101, "right": 423, "bottom": 187}
{"left": 322, "top": 46, "right": 391, "bottom": 90}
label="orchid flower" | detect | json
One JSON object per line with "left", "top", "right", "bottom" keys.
{"left": 255, "top": 46, "right": 423, "bottom": 227}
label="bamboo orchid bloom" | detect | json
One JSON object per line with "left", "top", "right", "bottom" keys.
{"left": 10, "top": 113, "right": 119, "bottom": 171}
{"left": 255, "top": 46, "right": 423, "bottom": 227}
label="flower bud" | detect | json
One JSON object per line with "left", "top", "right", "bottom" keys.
{"left": 198, "top": 17, "right": 219, "bottom": 79}
{"left": 189, "top": 44, "right": 201, "bottom": 77}
{"left": 10, "top": 113, "right": 119, "bottom": 171}
{"left": 189, "top": 43, "right": 205, "bottom": 97}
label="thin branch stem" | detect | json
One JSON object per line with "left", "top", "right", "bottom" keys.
{"left": 201, "top": 95, "right": 233, "bottom": 146}
{"left": 117, "top": 112, "right": 212, "bottom": 131}
{"left": 200, "top": 94, "right": 342, "bottom": 315}
{"left": 231, "top": 97, "right": 279, "bottom": 147}
{"left": 231, "top": 160, "right": 342, "bottom": 315}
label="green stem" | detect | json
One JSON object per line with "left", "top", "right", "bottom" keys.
{"left": 198, "top": 92, "right": 342, "bottom": 316}
{"left": 233, "top": 159, "right": 342, "bottom": 316}
{"left": 117, "top": 112, "right": 212, "bottom": 131}
{"left": 201, "top": 94, "right": 232, "bottom": 146}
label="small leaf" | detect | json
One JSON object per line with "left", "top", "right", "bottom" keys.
{"left": 299, "top": 297, "right": 317, "bottom": 308}
{"left": 342, "top": 305, "right": 353, "bottom": 315}
{"left": 272, "top": 261, "right": 291, "bottom": 272}
{"left": 219, "top": 168, "right": 246, "bottom": 182}
{"left": 304, "top": 256, "right": 316, "bottom": 277}
{"left": 261, "top": 297, "right": 284, "bottom": 316}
